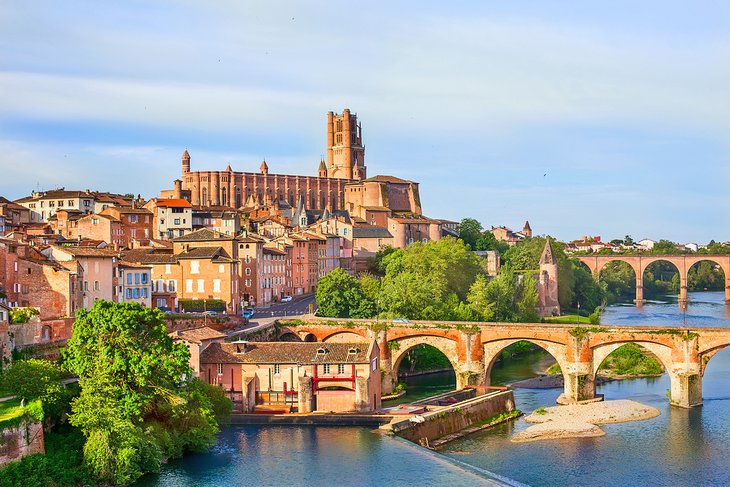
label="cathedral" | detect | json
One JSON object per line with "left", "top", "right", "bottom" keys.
{"left": 168, "top": 109, "right": 366, "bottom": 211}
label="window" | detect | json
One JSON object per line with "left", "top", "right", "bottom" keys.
{"left": 165, "top": 264, "right": 171, "bottom": 274}
{"left": 135, "top": 273, "right": 140, "bottom": 284}
{"left": 94, "top": 280, "right": 99, "bottom": 291}
{"left": 84, "top": 200, "right": 91, "bottom": 207}
{"left": 126, "top": 289, "right": 132, "bottom": 299}
{"left": 219, "top": 264, "right": 225, "bottom": 273}
{"left": 157, "top": 298, "right": 166, "bottom": 307}
{"left": 168, "top": 280, "right": 176, "bottom": 292}
{"left": 197, "top": 279, "right": 204, "bottom": 292}
{"left": 217, "top": 363, "right": 223, "bottom": 375}
{"left": 337, "top": 364, "right": 345, "bottom": 375}
{"left": 141, "top": 273, "right": 148, "bottom": 284}
{"left": 174, "top": 218, "right": 180, "bottom": 225}
{"left": 213, "top": 279, "right": 221, "bottom": 292}
{"left": 84, "top": 281, "right": 89, "bottom": 291}
{"left": 323, "top": 364, "right": 331, "bottom": 374}
{"left": 68, "top": 200, "right": 73, "bottom": 206}
{"left": 245, "top": 268, "right": 251, "bottom": 276}
{"left": 372, "top": 358, "right": 378, "bottom": 372}
{"left": 274, "top": 364, "right": 280, "bottom": 374}
{"left": 245, "top": 279, "right": 251, "bottom": 287}
{"left": 128, "top": 215, "right": 138, "bottom": 223}
{"left": 190, "top": 261, "right": 200, "bottom": 274}
{"left": 185, "top": 279, "right": 193, "bottom": 292}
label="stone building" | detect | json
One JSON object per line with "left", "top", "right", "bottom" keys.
{"left": 200, "top": 341, "right": 380, "bottom": 413}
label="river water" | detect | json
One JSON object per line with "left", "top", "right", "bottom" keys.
{"left": 139, "top": 291, "right": 730, "bottom": 486}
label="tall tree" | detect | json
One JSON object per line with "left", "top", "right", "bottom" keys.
{"left": 316, "top": 268, "right": 375, "bottom": 318}
{"left": 457, "top": 218, "right": 483, "bottom": 249}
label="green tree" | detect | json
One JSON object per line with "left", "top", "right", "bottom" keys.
{"left": 316, "top": 268, "right": 375, "bottom": 318}
{"left": 64, "top": 301, "right": 219, "bottom": 484}
{"left": 475, "top": 230, "right": 509, "bottom": 254}
{"left": 457, "top": 218, "right": 483, "bottom": 249}
{"left": 516, "top": 274, "right": 540, "bottom": 322}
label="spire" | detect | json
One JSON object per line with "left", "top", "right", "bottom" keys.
{"left": 225, "top": 163, "right": 232, "bottom": 172}
{"left": 318, "top": 159, "right": 327, "bottom": 172}
{"left": 321, "top": 207, "right": 331, "bottom": 221}
{"left": 182, "top": 148, "right": 190, "bottom": 160}
{"left": 260, "top": 159, "right": 269, "bottom": 175}
{"left": 539, "top": 238, "right": 557, "bottom": 265}
{"left": 523, "top": 220, "right": 531, "bottom": 232}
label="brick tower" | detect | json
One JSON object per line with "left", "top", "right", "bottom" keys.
{"left": 326, "top": 108, "right": 366, "bottom": 180}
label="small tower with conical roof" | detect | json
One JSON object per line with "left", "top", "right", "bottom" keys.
{"left": 260, "top": 160, "right": 269, "bottom": 175}
{"left": 537, "top": 238, "right": 560, "bottom": 317}
{"left": 318, "top": 158, "right": 327, "bottom": 178}
{"left": 522, "top": 220, "right": 532, "bottom": 238}
{"left": 182, "top": 149, "right": 191, "bottom": 175}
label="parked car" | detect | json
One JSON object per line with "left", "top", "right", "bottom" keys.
{"left": 392, "top": 317, "right": 410, "bottom": 324}
{"left": 281, "top": 296, "right": 293, "bottom": 303}
{"left": 203, "top": 310, "right": 218, "bottom": 316}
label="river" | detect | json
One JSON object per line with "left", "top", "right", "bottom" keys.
{"left": 138, "top": 291, "right": 730, "bottom": 486}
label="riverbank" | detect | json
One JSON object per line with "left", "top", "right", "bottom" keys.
{"left": 512, "top": 399, "right": 660, "bottom": 443}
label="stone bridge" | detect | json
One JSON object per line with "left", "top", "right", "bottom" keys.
{"left": 575, "top": 254, "right": 730, "bottom": 304}
{"left": 277, "top": 318, "right": 730, "bottom": 408}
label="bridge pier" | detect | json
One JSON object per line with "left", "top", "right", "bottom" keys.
{"left": 560, "top": 362, "right": 596, "bottom": 404}
{"left": 679, "top": 276, "right": 689, "bottom": 307}
{"left": 725, "top": 278, "right": 730, "bottom": 303}
{"left": 669, "top": 370, "right": 703, "bottom": 408}
{"left": 635, "top": 281, "right": 644, "bottom": 305}
{"left": 374, "top": 330, "right": 395, "bottom": 394}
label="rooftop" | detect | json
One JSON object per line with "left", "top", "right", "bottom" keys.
{"left": 200, "top": 341, "right": 373, "bottom": 365}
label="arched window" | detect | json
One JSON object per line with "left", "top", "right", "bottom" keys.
{"left": 221, "top": 187, "right": 228, "bottom": 206}
{"left": 336, "top": 120, "right": 342, "bottom": 132}
{"left": 235, "top": 188, "right": 242, "bottom": 208}
{"left": 202, "top": 187, "right": 208, "bottom": 205}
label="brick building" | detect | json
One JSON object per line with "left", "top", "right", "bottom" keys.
{"left": 200, "top": 341, "right": 381, "bottom": 413}
{"left": 43, "top": 246, "right": 119, "bottom": 309}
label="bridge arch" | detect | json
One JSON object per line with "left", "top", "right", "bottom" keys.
{"left": 686, "top": 259, "right": 727, "bottom": 293}
{"left": 390, "top": 335, "right": 460, "bottom": 387}
{"left": 482, "top": 338, "right": 569, "bottom": 387}
{"left": 699, "top": 341, "right": 730, "bottom": 375}
{"left": 591, "top": 341, "right": 673, "bottom": 378}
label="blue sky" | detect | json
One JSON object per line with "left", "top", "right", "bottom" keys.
{"left": 1, "top": 1, "right": 728, "bottom": 243}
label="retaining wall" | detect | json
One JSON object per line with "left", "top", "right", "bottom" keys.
{"left": 0, "top": 420, "right": 44, "bottom": 466}
{"left": 389, "top": 389, "right": 516, "bottom": 445}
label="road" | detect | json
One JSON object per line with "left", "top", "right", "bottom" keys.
{"left": 228, "top": 294, "right": 317, "bottom": 339}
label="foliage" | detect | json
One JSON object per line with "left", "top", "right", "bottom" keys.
{"left": 475, "top": 230, "right": 510, "bottom": 254}
{"left": 546, "top": 363, "right": 562, "bottom": 375}
{"left": 8, "top": 307, "right": 39, "bottom": 324}
{"left": 456, "top": 218, "right": 483, "bottom": 249}
{"left": 399, "top": 344, "right": 452, "bottom": 373}
{"left": 598, "top": 261, "right": 636, "bottom": 302}
{"left": 534, "top": 407, "right": 547, "bottom": 415}
{"left": 598, "top": 344, "right": 663, "bottom": 376}
{"left": 316, "top": 268, "right": 376, "bottom": 319}
{"left": 63, "top": 300, "right": 219, "bottom": 484}
{"left": 0, "top": 358, "right": 72, "bottom": 425}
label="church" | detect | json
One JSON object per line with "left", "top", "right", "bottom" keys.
{"left": 165, "top": 109, "right": 366, "bottom": 211}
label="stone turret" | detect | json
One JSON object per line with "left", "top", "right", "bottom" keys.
{"left": 522, "top": 220, "right": 532, "bottom": 238}
{"left": 318, "top": 158, "right": 327, "bottom": 178}
{"left": 260, "top": 160, "right": 269, "bottom": 175}
{"left": 537, "top": 238, "right": 560, "bottom": 317}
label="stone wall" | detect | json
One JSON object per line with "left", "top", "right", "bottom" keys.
{"left": 390, "top": 389, "right": 515, "bottom": 445}
{"left": 0, "top": 420, "right": 44, "bottom": 466}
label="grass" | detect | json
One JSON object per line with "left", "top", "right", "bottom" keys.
{"left": 543, "top": 315, "right": 592, "bottom": 324}
{"left": 0, "top": 398, "right": 24, "bottom": 426}
{"left": 534, "top": 407, "right": 547, "bottom": 415}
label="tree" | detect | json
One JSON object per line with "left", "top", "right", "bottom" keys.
{"left": 516, "top": 274, "right": 540, "bottom": 323}
{"left": 475, "top": 231, "right": 509, "bottom": 254}
{"left": 64, "top": 301, "right": 220, "bottom": 484}
{"left": 624, "top": 235, "right": 634, "bottom": 245}
{"left": 457, "top": 218, "right": 483, "bottom": 249}
{"left": 316, "top": 268, "right": 375, "bottom": 318}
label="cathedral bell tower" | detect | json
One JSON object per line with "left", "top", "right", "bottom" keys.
{"left": 326, "top": 108, "right": 366, "bottom": 180}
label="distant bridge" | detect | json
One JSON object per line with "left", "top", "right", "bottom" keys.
{"left": 575, "top": 254, "right": 730, "bottom": 304}
{"left": 278, "top": 318, "right": 730, "bottom": 408}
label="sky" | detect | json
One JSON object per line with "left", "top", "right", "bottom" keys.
{"left": 1, "top": 1, "right": 729, "bottom": 243}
